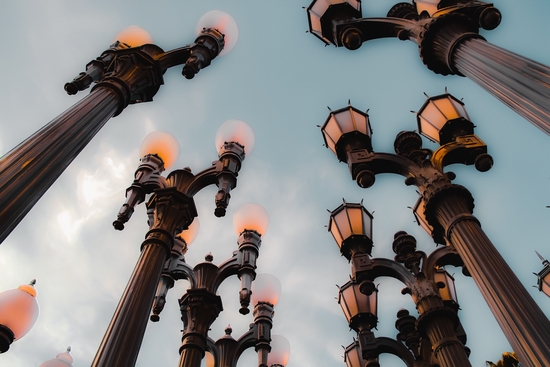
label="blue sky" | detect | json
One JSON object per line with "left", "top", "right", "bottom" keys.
{"left": 1, "top": 1, "right": 549, "bottom": 366}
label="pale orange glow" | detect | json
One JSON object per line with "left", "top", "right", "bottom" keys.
{"left": 415, "top": 0, "right": 439, "bottom": 16}
{"left": 114, "top": 26, "right": 153, "bottom": 47}
{"left": 196, "top": 11, "right": 238, "bottom": 55}
{"left": 176, "top": 217, "right": 200, "bottom": 246}
{"left": 205, "top": 352, "right": 215, "bottom": 367}
{"left": 0, "top": 283, "right": 39, "bottom": 339}
{"left": 215, "top": 119, "right": 255, "bottom": 154}
{"left": 251, "top": 273, "right": 281, "bottom": 306}
{"left": 267, "top": 334, "right": 291, "bottom": 366}
{"left": 139, "top": 131, "right": 180, "bottom": 170}
{"left": 233, "top": 203, "right": 269, "bottom": 235}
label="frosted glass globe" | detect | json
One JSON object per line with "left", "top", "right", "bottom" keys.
{"left": 267, "top": 335, "right": 291, "bottom": 366}
{"left": 114, "top": 26, "right": 153, "bottom": 47}
{"left": 233, "top": 203, "right": 268, "bottom": 235}
{"left": 215, "top": 119, "right": 255, "bottom": 154}
{"left": 139, "top": 131, "right": 180, "bottom": 170}
{"left": 0, "top": 282, "right": 39, "bottom": 340}
{"left": 196, "top": 11, "right": 238, "bottom": 56}
{"left": 176, "top": 217, "right": 200, "bottom": 246}
{"left": 251, "top": 273, "right": 281, "bottom": 306}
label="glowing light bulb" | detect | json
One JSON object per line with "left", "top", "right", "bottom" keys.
{"left": 268, "top": 335, "right": 291, "bottom": 367}
{"left": 0, "top": 281, "right": 39, "bottom": 340}
{"left": 113, "top": 26, "right": 153, "bottom": 47}
{"left": 251, "top": 273, "right": 281, "bottom": 306}
{"left": 139, "top": 131, "right": 180, "bottom": 170}
{"left": 196, "top": 10, "right": 238, "bottom": 56}
{"left": 233, "top": 203, "right": 269, "bottom": 236}
{"left": 215, "top": 119, "right": 255, "bottom": 154}
{"left": 176, "top": 217, "right": 200, "bottom": 246}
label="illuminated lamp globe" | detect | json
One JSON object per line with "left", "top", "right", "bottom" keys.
{"left": 233, "top": 203, "right": 269, "bottom": 236}
{"left": 268, "top": 335, "right": 291, "bottom": 367}
{"left": 205, "top": 351, "right": 215, "bottom": 367}
{"left": 0, "top": 281, "right": 39, "bottom": 349}
{"left": 415, "top": 0, "right": 439, "bottom": 16}
{"left": 176, "top": 217, "right": 200, "bottom": 246}
{"left": 139, "top": 131, "right": 180, "bottom": 170}
{"left": 215, "top": 119, "right": 255, "bottom": 154}
{"left": 39, "top": 346, "right": 74, "bottom": 367}
{"left": 251, "top": 273, "right": 281, "bottom": 306}
{"left": 113, "top": 26, "right": 153, "bottom": 47}
{"left": 196, "top": 11, "right": 238, "bottom": 56}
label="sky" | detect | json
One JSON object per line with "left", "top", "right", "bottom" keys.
{"left": 1, "top": 1, "right": 550, "bottom": 366}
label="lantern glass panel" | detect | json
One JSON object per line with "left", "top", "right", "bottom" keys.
{"left": 334, "top": 108, "right": 354, "bottom": 133}
{"left": 323, "top": 115, "right": 343, "bottom": 152}
{"left": 352, "top": 110, "right": 369, "bottom": 136}
{"left": 415, "top": 0, "right": 439, "bottom": 15}
{"left": 434, "top": 268, "right": 458, "bottom": 303}
{"left": 432, "top": 97, "right": 461, "bottom": 120}
{"left": 349, "top": 207, "right": 365, "bottom": 236}
{"left": 329, "top": 217, "right": 344, "bottom": 248}
{"left": 340, "top": 283, "right": 359, "bottom": 322}
{"left": 542, "top": 273, "right": 550, "bottom": 297}
{"left": 344, "top": 341, "right": 362, "bottom": 367}
{"left": 334, "top": 209, "right": 353, "bottom": 241}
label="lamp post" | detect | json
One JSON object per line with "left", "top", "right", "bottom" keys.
{"left": 149, "top": 199, "right": 287, "bottom": 367}
{"left": 306, "top": 0, "right": 550, "bottom": 136}
{"left": 319, "top": 93, "right": 550, "bottom": 365}
{"left": 535, "top": 251, "right": 550, "bottom": 297}
{"left": 0, "top": 11, "right": 238, "bottom": 244}
{"left": 0, "top": 280, "right": 39, "bottom": 353}
{"left": 91, "top": 119, "right": 254, "bottom": 367}
{"left": 328, "top": 201, "right": 469, "bottom": 367}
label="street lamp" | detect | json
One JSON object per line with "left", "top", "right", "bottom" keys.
{"left": 306, "top": 0, "right": 550, "bottom": 136}
{"left": 329, "top": 202, "right": 469, "bottom": 367}
{"left": 0, "top": 280, "right": 39, "bottom": 353}
{"left": 91, "top": 119, "right": 254, "bottom": 367}
{"left": 535, "top": 251, "right": 550, "bottom": 297}
{"left": 0, "top": 11, "right": 238, "bottom": 244}
{"left": 320, "top": 94, "right": 550, "bottom": 366}
{"left": 39, "top": 346, "right": 74, "bottom": 367}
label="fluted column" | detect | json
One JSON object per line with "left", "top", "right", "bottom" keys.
{"left": 0, "top": 87, "right": 120, "bottom": 243}
{"left": 91, "top": 241, "right": 168, "bottom": 367}
{"left": 432, "top": 191, "right": 550, "bottom": 366}
{"left": 453, "top": 37, "right": 550, "bottom": 135}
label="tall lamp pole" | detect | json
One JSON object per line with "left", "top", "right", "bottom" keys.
{"left": 91, "top": 120, "right": 253, "bottom": 367}
{"left": 319, "top": 93, "right": 550, "bottom": 366}
{"left": 0, "top": 11, "right": 237, "bottom": 244}
{"left": 328, "top": 201, "right": 469, "bottom": 367}
{"left": 306, "top": 0, "right": 550, "bottom": 136}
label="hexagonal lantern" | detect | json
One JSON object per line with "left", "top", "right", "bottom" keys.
{"left": 328, "top": 201, "right": 374, "bottom": 260}
{"left": 536, "top": 251, "right": 550, "bottom": 297}
{"left": 434, "top": 267, "right": 458, "bottom": 306}
{"left": 307, "top": 0, "right": 362, "bottom": 45}
{"left": 321, "top": 104, "right": 372, "bottom": 163}
{"left": 416, "top": 93, "right": 474, "bottom": 145}
{"left": 338, "top": 278, "right": 378, "bottom": 332}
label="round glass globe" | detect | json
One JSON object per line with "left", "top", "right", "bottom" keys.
{"left": 176, "top": 217, "right": 200, "bottom": 246}
{"left": 39, "top": 347, "right": 73, "bottom": 367}
{"left": 233, "top": 203, "right": 268, "bottom": 235}
{"left": 114, "top": 26, "right": 153, "bottom": 47}
{"left": 215, "top": 119, "right": 255, "bottom": 154}
{"left": 251, "top": 273, "right": 281, "bottom": 306}
{"left": 139, "top": 131, "right": 180, "bottom": 170}
{"left": 196, "top": 10, "right": 238, "bottom": 56}
{"left": 0, "top": 283, "right": 39, "bottom": 340}
{"left": 267, "top": 335, "right": 291, "bottom": 367}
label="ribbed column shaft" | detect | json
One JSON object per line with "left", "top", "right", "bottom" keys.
{"left": 453, "top": 38, "right": 550, "bottom": 135}
{"left": 0, "top": 87, "right": 120, "bottom": 243}
{"left": 434, "top": 194, "right": 550, "bottom": 366}
{"left": 423, "top": 315, "right": 470, "bottom": 367}
{"left": 92, "top": 242, "right": 168, "bottom": 367}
